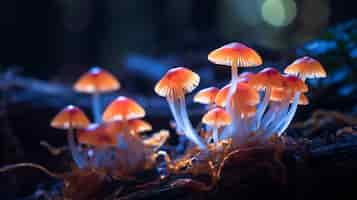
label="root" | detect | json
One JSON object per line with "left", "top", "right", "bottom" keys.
{"left": 0, "top": 163, "right": 63, "bottom": 179}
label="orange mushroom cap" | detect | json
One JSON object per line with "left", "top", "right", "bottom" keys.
{"left": 102, "top": 96, "right": 145, "bottom": 122}
{"left": 248, "top": 67, "right": 285, "bottom": 90}
{"left": 74, "top": 67, "right": 120, "bottom": 93}
{"left": 202, "top": 107, "right": 231, "bottom": 127}
{"left": 215, "top": 82, "right": 260, "bottom": 107}
{"left": 282, "top": 75, "right": 309, "bottom": 93}
{"left": 155, "top": 67, "right": 200, "bottom": 99}
{"left": 208, "top": 42, "right": 262, "bottom": 67}
{"left": 270, "top": 88, "right": 288, "bottom": 102}
{"left": 238, "top": 105, "right": 257, "bottom": 118}
{"left": 284, "top": 56, "right": 327, "bottom": 79}
{"left": 270, "top": 88, "right": 309, "bottom": 105}
{"left": 193, "top": 87, "right": 219, "bottom": 105}
{"left": 127, "top": 119, "right": 152, "bottom": 134}
{"left": 50, "top": 105, "right": 90, "bottom": 130}
{"left": 77, "top": 123, "right": 118, "bottom": 147}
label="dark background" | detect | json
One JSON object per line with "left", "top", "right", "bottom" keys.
{"left": 0, "top": 1, "right": 357, "bottom": 199}
{"left": 0, "top": 0, "right": 356, "bottom": 80}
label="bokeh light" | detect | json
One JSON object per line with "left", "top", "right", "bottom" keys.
{"left": 261, "top": 0, "right": 297, "bottom": 27}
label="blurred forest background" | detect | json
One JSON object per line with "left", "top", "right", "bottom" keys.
{"left": 0, "top": 0, "right": 355, "bottom": 80}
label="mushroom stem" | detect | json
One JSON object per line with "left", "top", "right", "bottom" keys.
{"left": 67, "top": 129, "right": 87, "bottom": 169}
{"left": 226, "top": 64, "right": 238, "bottom": 116}
{"left": 212, "top": 127, "right": 219, "bottom": 143}
{"left": 167, "top": 97, "right": 185, "bottom": 133}
{"left": 276, "top": 92, "right": 301, "bottom": 135}
{"left": 92, "top": 92, "right": 101, "bottom": 123}
{"left": 255, "top": 88, "right": 272, "bottom": 129}
{"left": 266, "top": 96, "right": 291, "bottom": 135}
{"left": 0, "top": 163, "right": 62, "bottom": 179}
{"left": 259, "top": 102, "right": 279, "bottom": 133}
{"left": 178, "top": 97, "right": 206, "bottom": 149}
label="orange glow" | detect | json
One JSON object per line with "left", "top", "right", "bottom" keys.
{"left": 215, "top": 82, "right": 260, "bottom": 107}
{"left": 283, "top": 75, "right": 309, "bottom": 93}
{"left": 284, "top": 56, "right": 327, "bottom": 78}
{"left": 77, "top": 123, "right": 118, "bottom": 147}
{"left": 202, "top": 107, "right": 231, "bottom": 127}
{"left": 194, "top": 87, "right": 219, "bottom": 105}
{"left": 50, "top": 105, "right": 90, "bottom": 130}
{"left": 74, "top": 67, "right": 120, "bottom": 93}
{"left": 248, "top": 67, "right": 285, "bottom": 90}
{"left": 155, "top": 67, "right": 200, "bottom": 99}
{"left": 102, "top": 96, "right": 145, "bottom": 122}
{"left": 208, "top": 42, "right": 262, "bottom": 67}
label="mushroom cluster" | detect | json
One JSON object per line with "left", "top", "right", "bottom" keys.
{"left": 10, "top": 42, "right": 326, "bottom": 184}
{"left": 51, "top": 67, "right": 169, "bottom": 178}
{"left": 154, "top": 42, "right": 327, "bottom": 177}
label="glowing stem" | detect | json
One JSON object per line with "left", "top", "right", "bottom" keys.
{"left": 277, "top": 92, "right": 301, "bottom": 135}
{"left": 255, "top": 88, "right": 271, "bottom": 129}
{"left": 167, "top": 97, "right": 185, "bottom": 133}
{"left": 92, "top": 93, "right": 101, "bottom": 123}
{"left": 212, "top": 127, "right": 219, "bottom": 143}
{"left": 266, "top": 95, "right": 290, "bottom": 135}
{"left": 67, "top": 129, "right": 87, "bottom": 168}
{"left": 178, "top": 97, "right": 206, "bottom": 149}
{"left": 226, "top": 64, "right": 238, "bottom": 116}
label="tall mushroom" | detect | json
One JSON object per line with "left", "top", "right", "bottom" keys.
{"left": 208, "top": 42, "right": 262, "bottom": 114}
{"left": 74, "top": 66, "right": 120, "bottom": 123}
{"left": 202, "top": 107, "right": 231, "bottom": 143}
{"left": 277, "top": 57, "right": 326, "bottom": 135}
{"left": 51, "top": 105, "right": 90, "bottom": 168}
{"left": 248, "top": 67, "right": 285, "bottom": 129}
{"left": 273, "top": 75, "right": 309, "bottom": 135}
{"left": 155, "top": 67, "right": 206, "bottom": 149}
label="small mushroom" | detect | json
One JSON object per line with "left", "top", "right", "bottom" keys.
{"left": 284, "top": 56, "right": 327, "bottom": 81}
{"left": 202, "top": 107, "right": 231, "bottom": 143}
{"left": 248, "top": 67, "right": 285, "bottom": 129}
{"left": 102, "top": 96, "right": 147, "bottom": 167}
{"left": 51, "top": 105, "right": 90, "bottom": 168}
{"left": 74, "top": 67, "right": 120, "bottom": 123}
{"left": 193, "top": 87, "right": 219, "bottom": 108}
{"left": 269, "top": 75, "right": 309, "bottom": 136}
{"left": 155, "top": 67, "right": 206, "bottom": 149}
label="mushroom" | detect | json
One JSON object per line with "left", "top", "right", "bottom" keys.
{"left": 155, "top": 67, "right": 206, "bottom": 149}
{"left": 270, "top": 75, "right": 309, "bottom": 136}
{"left": 194, "top": 87, "right": 219, "bottom": 109}
{"left": 215, "top": 82, "right": 260, "bottom": 140}
{"left": 127, "top": 119, "right": 152, "bottom": 135}
{"left": 284, "top": 56, "right": 327, "bottom": 81}
{"left": 275, "top": 57, "right": 326, "bottom": 135}
{"left": 102, "top": 96, "right": 145, "bottom": 122}
{"left": 77, "top": 122, "right": 124, "bottom": 169}
{"left": 74, "top": 66, "right": 120, "bottom": 123}
{"left": 102, "top": 96, "right": 147, "bottom": 166}
{"left": 202, "top": 107, "right": 231, "bottom": 144}
{"left": 215, "top": 82, "right": 260, "bottom": 115}
{"left": 260, "top": 87, "right": 309, "bottom": 137}
{"left": 208, "top": 42, "right": 262, "bottom": 114}
{"left": 248, "top": 67, "right": 285, "bottom": 129}
{"left": 50, "top": 105, "right": 90, "bottom": 168}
